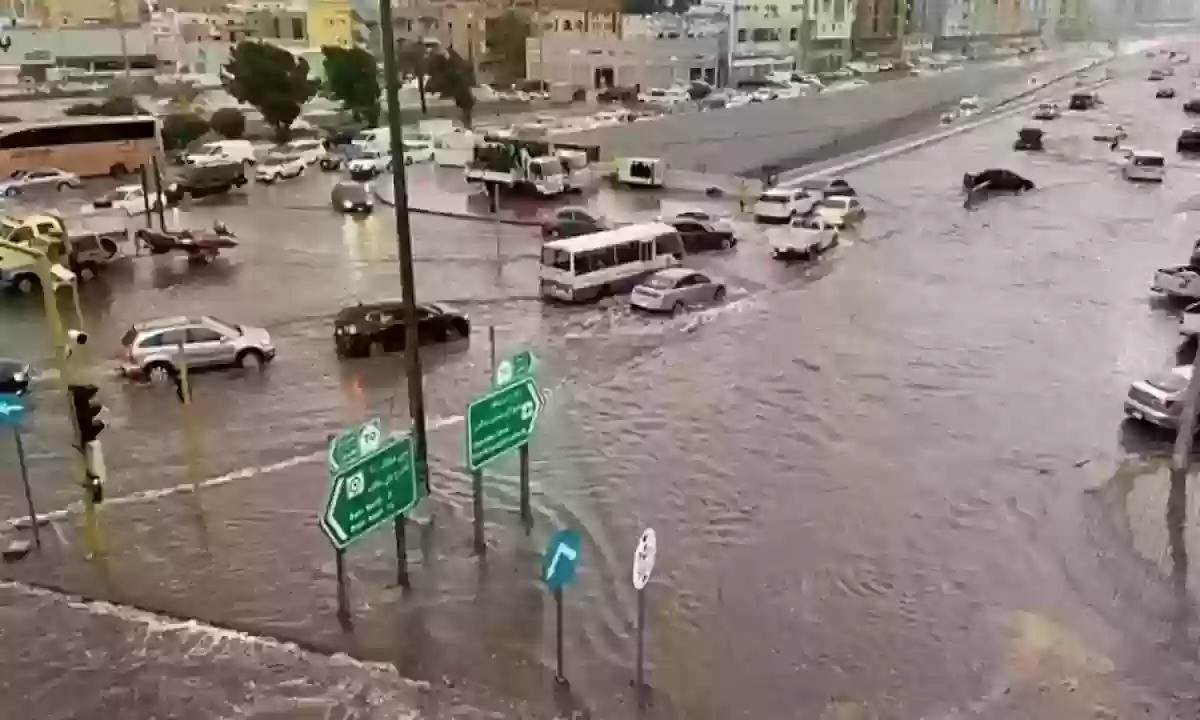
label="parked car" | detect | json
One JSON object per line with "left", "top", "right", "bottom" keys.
{"left": 255, "top": 152, "right": 306, "bottom": 183}
{"left": 1124, "top": 365, "right": 1193, "bottom": 429}
{"left": 541, "top": 206, "right": 608, "bottom": 239}
{"left": 666, "top": 218, "right": 737, "bottom": 252}
{"left": 331, "top": 181, "right": 374, "bottom": 214}
{"left": 0, "top": 168, "right": 80, "bottom": 196}
{"left": 92, "top": 184, "right": 165, "bottom": 215}
{"left": 333, "top": 301, "right": 470, "bottom": 357}
{"left": 753, "top": 187, "right": 815, "bottom": 223}
{"left": 0, "top": 358, "right": 31, "bottom": 395}
{"left": 119, "top": 316, "right": 275, "bottom": 380}
{"left": 629, "top": 268, "right": 726, "bottom": 314}
{"left": 1157, "top": 87, "right": 1177, "bottom": 98}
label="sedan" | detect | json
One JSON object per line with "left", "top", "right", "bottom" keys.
{"left": 1124, "top": 365, "right": 1192, "bottom": 428}
{"left": 255, "top": 152, "right": 307, "bottom": 183}
{"left": 814, "top": 196, "right": 866, "bottom": 228}
{"left": 93, "top": 184, "right": 165, "bottom": 215}
{"left": 630, "top": 268, "right": 726, "bottom": 314}
{"left": 541, "top": 206, "right": 608, "bottom": 239}
{"left": 667, "top": 219, "right": 737, "bottom": 252}
{"left": 0, "top": 358, "right": 31, "bottom": 395}
{"left": 0, "top": 168, "right": 81, "bottom": 196}
{"left": 1033, "top": 102, "right": 1061, "bottom": 119}
{"left": 1158, "top": 87, "right": 1177, "bottom": 98}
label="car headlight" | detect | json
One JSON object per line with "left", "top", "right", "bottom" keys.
{"left": 12, "top": 371, "right": 25, "bottom": 382}
{"left": 344, "top": 325, "right": 357, "bottom": 334}
{"left": 342, "top": 200, "right": 352, "bottom": 209}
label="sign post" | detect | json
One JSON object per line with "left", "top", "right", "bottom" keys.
{"left": 542, "top": 529, "right": 581, "bottom": 685}
{"left": 0, "top": 393, "right": 37, "bottom": 549}
{"left": 321, "top": 429, "right": 420, "bottom": 619}
{"left": 493, "top": 348, "right": 537, "bottom": 531}
{"left": 632, "top": 528, "right": 657, "bottom": 702}
{"left": 465, "top": 373, "right": 543, "bottom": 554}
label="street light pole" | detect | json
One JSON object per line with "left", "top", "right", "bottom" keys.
{"left": 112, "top": 0, "right": 132, "bottom": 81}
{"left": 378, "top": 0, "right": 429, "bottom": 498}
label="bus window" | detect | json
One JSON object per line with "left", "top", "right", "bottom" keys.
{"left": 541, "top": 246, "right": 572, "bottom": 272}
{"left": 614, "top": 240, "right": 639, "bottom": 264}
{"left": 654, "top": 232, "right": 684, "bottom": 258}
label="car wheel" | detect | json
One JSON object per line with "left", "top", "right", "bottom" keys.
{"left": 109, "top": 163, "right": 128, "bottom": 177}
{"left": 713, "top": 285, "right": 726, "bottom": 301}
{"left": 56, "top": 182, "right": 71, "bottom": 191}
{"left": 4, "top": 186, "right": 17, "bottom": 197}
{"left": 236, "top": 349, "right": 267, "bottom": 370}
{"left": 145, "top": 361, "right": 175, "bottom": 382}
{"left": 720, "top": 236, "right": 732, "bottom": 250}
{"left": 14, "top": 274, "right": 38, "bottom": 294}
{"left": 671, "top": 301, "right": 686, "bottom": 316}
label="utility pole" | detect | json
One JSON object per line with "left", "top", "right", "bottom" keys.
{"left": 378, "top": 0, "right": 430, "bottom": 501}
{"left": 112, "top": 0, "right": 132, "bottom": 81}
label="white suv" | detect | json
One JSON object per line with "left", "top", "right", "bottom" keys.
{"left": 120, "top": 316, "right": 275, "bottom": 380}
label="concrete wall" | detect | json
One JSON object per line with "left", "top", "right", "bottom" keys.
{"left": 551, "top": 59, "right": 1077, "bottom": 175}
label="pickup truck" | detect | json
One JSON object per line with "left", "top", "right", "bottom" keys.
{"left": 0, "top": 213, "right": 129, "bottom": 278}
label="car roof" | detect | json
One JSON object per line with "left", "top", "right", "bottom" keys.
{"left": 115, "top": 184, "right": 142, "bottom": 191}
{"left": 543, "top": 222, "right": 676, "bottom": 253}
{"left": 132, "top": 316, "right": 205, "bottom": 332}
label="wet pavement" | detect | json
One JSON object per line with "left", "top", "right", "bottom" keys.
{"left": 5, "top": 43, "right": 1200, "bottom": 718}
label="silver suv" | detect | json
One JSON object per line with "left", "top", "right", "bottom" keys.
{"left": 120, "top": 316, "right": 275, "bottom": 379}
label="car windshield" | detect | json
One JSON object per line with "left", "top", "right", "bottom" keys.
{"left": 1134, "top": 155, "right": 1164, "bottom": 167}
{"left": 1148, "top": 370, "right": 1189, "bottom": 393}
{"left": 758, "top": 194, "right": 788, "bottom": 203}
{"left": 643, "top": 274, "right": 678, "bottom": 290}
{"left": 404, "top": 142, "right": 429, "bottom": 151}
{"left": 336, "top": 183, "right": 368, "bottom": 200}
{"left": 194, "top": 144, "right": 222, "bottom": 156}
{"left": 541, "top": 247, "right": 572, "bottom": 271}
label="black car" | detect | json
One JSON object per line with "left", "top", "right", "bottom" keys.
{"left": 1178, "top": 128, "right": 1200, "bottom": 153}
{"left": 541, "top": 206, "right": 607, "bottom": 240}
{"left": 667, "top": 219, "right": 737, "bottom": 252}
{"left": 331, "top": 181, "right": 373, "bottom": 214}
{"left": 1158, "top": 87, "right": 1177, "bottom": 98}
{"left": 0, "top": 358, "right": 31, "bottom": 395}
{"left": 1068, "top": 91, "right": 1097, "bottom": 110}
{"left": 1013, "top": 127, "right": 1044, "bottom": 151}
{"left": 1186, "top": 99, "right": 1200, "bottom": 114}
{"left": 334, "top": 301, "right": 470, "bottom": 357}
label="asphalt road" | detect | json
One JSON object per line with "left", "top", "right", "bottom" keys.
{"left": 5, "top": 43, "right": 1200, "bottom": 719}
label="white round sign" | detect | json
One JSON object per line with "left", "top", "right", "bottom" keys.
{"left": 632, "top": 528, "right": 657, "bottom": 590}
{"left": 496, "top": 359, "right": 513, "bottom": 387}
{"left": 358, "top": 424, "right": 381, "bottom": 455}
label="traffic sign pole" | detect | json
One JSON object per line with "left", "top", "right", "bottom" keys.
{"left": 555, "top": 587, "right": 565, "bottom": 684}
{"left": 542, "top": 529, "right": 580, "bottom": 686}
{"left": 636, "top": 586, "right": 646, "bottom": 698}
{"left": 519, "top": 445, "right": 531, "bottom": 531}
{"left": 632, "top": 528, "right": 657, "bottom": 703}
{"left": 335, "top": 547, "right": 350, "bottom": 625}
{"left": 472, "top": 468, "right": 486, "bottom": 556}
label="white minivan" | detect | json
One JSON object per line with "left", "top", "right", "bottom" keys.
{"left": 1122, "top": 149, "right": 1165, "bottom": 182}
{"left": 185, "top": 139, "right": 256, "bottom": 166}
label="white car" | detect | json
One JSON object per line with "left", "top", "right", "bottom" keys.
{"left": 770, "top": 216, "right": 839, "bottom": 260}
{"left": 186, "top": 139, "right": 256, "bottom": 166}
{"left": 0, "top": 168, "right": 81, "bottom": 196}
{"left": 255, "top": 152, "right": 306, "bottom": 183}
{"left": 346, "top": 150, "right": 391, "bottom": 176}
{"left": 400, "top": 140, "right": 434, "bottom": 165}
{"left": 814, "top": 196, "right": 866, "bottom": 228}
{"left": 826, "top": 79, "right": 869, "bottom": 93}
{"left": 92, "top": 184, "right": 165, "bottom": 215}
{"left": 287, "top": 138, "right": 327, "bottom": 166}
{"left": 753, "top": 187, "right": 815, "bottom": 223}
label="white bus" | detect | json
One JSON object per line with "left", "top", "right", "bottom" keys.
{"left": 0, "top": 115, "right": 160, "bottom": 178}
{"left": 540, "top": 222, "right": 685, "bottom": 303}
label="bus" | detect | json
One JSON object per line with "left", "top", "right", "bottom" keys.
{"left": 0, "top": 115, "right": 160, "bottom": 179}
{"left": 540, "top": 222, "right": 685, "bottom": 303}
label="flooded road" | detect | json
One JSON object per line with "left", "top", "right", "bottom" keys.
{"left": 2, "top": 45, "right": 1200, "bottom": 718}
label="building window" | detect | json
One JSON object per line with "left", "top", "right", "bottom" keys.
{"left": 273, "top": 17, "right": 281, "bottom": 36}
{"left": 833, "top": 0, "right": 844, "bottom": 20}
{"left": 292, "top": 17, "right": 304, "bottom": 38}
{"left": 789, "top": 26, "right": 798, "bottom": 40}
{"left": 872, "top": 15, "right": 878, "bottom": 31}
{"left": 737, "top": 28, "right": 747, "bottom": 41}
{"left": 563, "top": 19, "right": 572, "bottom": 30}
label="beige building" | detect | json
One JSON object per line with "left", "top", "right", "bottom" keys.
{"left": 221, "top": 4, "right": 309, "bottom": 44}
{"left": 155, "top": 0, "right": 231, "bottom": 11}
{"left": 537, "top": 9, "right": 622, "bottom": 38}
{"left": 527, "top": 34, "right": 720, "bottom": 89}
{"left": 42, "top": 0, "right": 141, "bottom": 25}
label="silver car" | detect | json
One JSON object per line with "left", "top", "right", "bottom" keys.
{"left": 1124, "top": 365, "right": 1192, "bottom": 428}
{"left": 120, "top": 315, "right": 276, "bottom": 380}
{"left": 630, "top": 268, "right": 726, "bottom": 314}
{"left": 0, "top": 168, "right": 81, "bottom": 196}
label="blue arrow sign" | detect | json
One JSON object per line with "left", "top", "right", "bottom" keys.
{"left": 542, "top": 529, "right": 581, "bottom": 591}
{"left": 0, "top": 393, "right": 25, "bottom": 428}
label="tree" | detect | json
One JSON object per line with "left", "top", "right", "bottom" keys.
{"left": 161, "top": 113, "right": 210, "bottom": 151}
{"left": 321, "top": 45, "right": 380, "bottom": 127}
{"left": 484, "top": 11, "right": 531, "bottom": 85}
{"left": 425, "top": 49, "right": 476, "bottom": 128}
{"left": 396, "top": 39, "right": 430, "bottom": 114}
{"left": 222, "top": 40, "right": 319, "bottom": 142}
{"left": 209, "top": 107, "right": 246, "bottom": 139}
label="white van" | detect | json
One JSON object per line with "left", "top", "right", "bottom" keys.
{"left": 540, "top": 222, "right": 685, "bottom": 303}
{"left": 185, "top": 139, "right": 256, "bottom": 166}
{"left": 352, "top": 127, "right": 391, "bottom": 153}
{"left": 1122, "top": 149, "right": 1165, "bottom": 182}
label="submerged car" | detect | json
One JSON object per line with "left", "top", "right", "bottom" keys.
{"left": 1179, "top": 128, "right": 1200, "bottom": 153}
{"left": 1185, "top": 98, "right": 1200, "bottom": 114}
{"left": 333, "top": 301, "right": 470, "bottom": 357}
{"left": 1157, "top": 87, "right": 1177, "bottom": 98}
{"left": 1014, "top": 127, "right": 1045, "bottom": 151}
{"left": 541, "top": 206, "right": 608, "bottom": 239}
{"left": 331, "top": 181, "right": 374, "bottom": 214}
{"left": 1033, "top": 102, "right": 1061, "bottom": 120}
{"left": 813, "top": 195, "right": 866, "bottom": 227}
{"left": 92, "top": 184, "right": 165, "bottom": 214}
{"left": 1093, "top": 124, "right": 1127, "bottom": 143}
{"left": 629, "top": 268, "right": 726, "bottom": 314}
{"left": 753, "top": 187, "right": 815, "bottom": 223}
{"left": 1124, "top": 365, "right": 1192, "bottom": 429}
{"left": 1068, "top": 91, "right": 1098, "bottom": 110}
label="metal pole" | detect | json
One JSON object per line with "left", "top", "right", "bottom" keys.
{"left": 472, "top": 469, "right": 486, "bottom": 555}
{"left": 537, "top": 0, "right": 545, "bottom": 88}
{"left": 112, "top": 0, "right": 132, "bottom": 81}
{"left": 13, "top": 428, "right": 39, "bottom": 549}
{"left": 378, "top": 0, "right": 430, "bottom": 500}
{"left": 635, "top": 586, "right": 646, "bottom": 700}
{"left": 395, "top": 512, "right": 410, "bottom": 588}
{"left": 151, "top": 155, "right": 167, "bottom": 231}
{"left": 519, "top": 445, "right": 531, "bottom": 531}
{"left": 554, "top": 586, "right": 565, "bottom": 683}
{"left": 335, "top": 547, "right": 351, "bottom": 624}
{"left": 176, "top": 342, "right": 202, "bottom": 494}
{"left": 1169, "top": 350, "right": 1200, "bottom": 482}
{"left": 488, "top": 325, "right": 496, "bottom": 380}
{"left": 139, "top": 164, "right": 153, "bottom": 229}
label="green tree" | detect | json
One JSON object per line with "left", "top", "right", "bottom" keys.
{"left": 425, "top": 49, "right": 476, "bottom": 127}
{"left": 209, "top": 107, "right": 246, "bottom": 139}
{"left": 222, "top": 40, "right": 319, "bottom": 142}
{"left": 395, "top": 39, "right": 430, "bottom": 114}
{"left": 484, "top": 11, "right": 530, "bottom": 85}
{"left": 321, "top": 45, "right": 380, "bottom": 126}
{"left": 161, "top": 113, "right": 210, "bottom": 151}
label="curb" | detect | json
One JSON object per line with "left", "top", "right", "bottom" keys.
{"left": 786, "top": 56, "right": 1112, "bottom": 184}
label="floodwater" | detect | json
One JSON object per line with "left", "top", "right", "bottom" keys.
{"left": 2, "top": 44, "right": 1200, "bottom": 718}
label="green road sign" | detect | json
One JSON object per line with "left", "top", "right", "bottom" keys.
{"left": 495, "top": 349, "right": 536, "bottom": 388}
{"left": 328, "top": 419, "right": 382, "bottom": 475}
{"left": 321, "top": 435, "right": 418, "bottom": 549}
{"left": 466, "top": 376, "right": 543, "bottom": 471}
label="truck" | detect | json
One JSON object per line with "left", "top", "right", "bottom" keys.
{"left": 163, "top": 160, "right": 248, "bottom": 205}
{"left": 0, "top": 212, "right": 130, "bottom": 278}
{"left": 465, "top": 135, "right": 597, "bottom": 197}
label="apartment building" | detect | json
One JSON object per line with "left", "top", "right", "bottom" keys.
{"left": 222, "top": 3, "right": 309, "bottom": 44}
{"left": 803, "top": 0, "right": 854, "bottom": 70}
{"left": 42, "top": 0, "right": 141, "bottom": 25}
{"left": 537, "top": 9, "right": 622, "bottom": 38}
{"left": 853, "top": 0, "right": 900, "bottom": 53}
{"left": 526, "top": 33, "right": 720, "bottom": 89}
{"left": 308, "top": 0, "right": 355, "bottom": 47}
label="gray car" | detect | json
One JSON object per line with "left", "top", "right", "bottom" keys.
{"left": 120, "top": 315, "right": 276, "bottom": 380}
{"left": 1124, "top": 365, "right": 1191, "bottom": 428}
{"left": 629, "top": 268, "right": 726, "bottom": 314}
{"left": 0, "top": 168, "right": 81, "bottom": 196}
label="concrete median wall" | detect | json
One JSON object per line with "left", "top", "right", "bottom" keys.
{"left": 552, "top": 58, "right": 1098, "bottom": 176}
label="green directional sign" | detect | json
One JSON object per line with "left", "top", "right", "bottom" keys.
{"left": 321, "top": 435, "right": 418, "bottom": 550}
{"left": 494, "top": 349, "right": 537, "bottom": 388}
{"left": 467, "top": 376, "right": 543, "bottom": 471}
{"left": 328, "top": 419, "right": 383, "bottom": 475}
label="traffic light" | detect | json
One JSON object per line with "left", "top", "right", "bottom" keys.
{"left": 69, "top": 383, "right": 105, "bottom": 445}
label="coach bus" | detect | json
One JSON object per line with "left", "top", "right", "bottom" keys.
{"left": 0, "top": 115, "right": 160, "bottom": 179}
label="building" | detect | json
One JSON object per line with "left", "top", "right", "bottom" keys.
{"left": 852, "top": 0, "right": 900, "bottom": 54}
{"left": 728, "top": 0, "right": 804, "bottom": 79}
{"left": 308, "top": 0, "right": 355, "bottom": 47}
{"left": 0, "top": 26, "right": 157, "bottom": 70}
{"left": 155, "top": 0, "right": 231, "bottom": 11}
{"left": 222, "top": 3, "right": 309, "bottom": 44}
{"left": 42, "top": 0, "right": 142, "bottom": 25}
{"left": 526, "top": 34, "right": 720, "bottom": 89}
{"left": 803, "top": 0, "right": 854, "bottom": 70}
{"left": 537, "top": 8, "right": 622, "bottom": 38}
